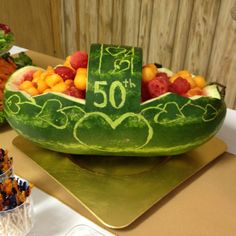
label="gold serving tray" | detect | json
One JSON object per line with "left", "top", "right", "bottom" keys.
{"left": 13, "top": 136, "right": 226, "bottom": 229}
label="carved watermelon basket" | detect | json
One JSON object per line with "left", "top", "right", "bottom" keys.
{"left": 3, "top": 44, "right": 226, "bottom": 156}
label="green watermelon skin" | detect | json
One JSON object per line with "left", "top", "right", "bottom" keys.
{"left": 140, "top": 94, "right": 226, "bottom": 155}
{"left": 0, "top": 110, "right": 5, "bottom": 125}
{"left": 4, "top": 82, "right": 226, "bottom": 156}
{"left": 3, "top": 44, "right": 226, "bottom": 156}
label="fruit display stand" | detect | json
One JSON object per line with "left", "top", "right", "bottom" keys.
{"left": 12, "top": 135, "right": 226, "bottom": 229}
{"left": 2, "top": 49, "right": 236, "bottom": 235}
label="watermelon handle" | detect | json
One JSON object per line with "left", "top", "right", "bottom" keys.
{"left": 86, "top": 44, "right": 142, "bottom": 116}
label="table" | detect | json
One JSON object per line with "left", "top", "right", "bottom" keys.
{"left": 0, "top": 46, "right": 235, "bottom": 236}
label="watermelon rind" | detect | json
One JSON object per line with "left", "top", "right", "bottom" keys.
{"left": 0, "top": 110, "right": 5, "bottom": 125}
{"left": 3, "top": 44, "right": 226, "bottom": 156}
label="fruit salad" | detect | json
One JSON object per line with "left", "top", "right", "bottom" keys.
{"left": 141, "top": 64, "right": 206, "bottom": 102}
{"left": 19, "top": 51, "right": 87, "bottom": 99}
{"left": 18, "top": 51, "right": 208, "bottom": 102}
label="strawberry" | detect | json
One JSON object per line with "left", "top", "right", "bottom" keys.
{"left": 54, "top": 66, "right": 75, "bottom": 80}
{"left": 70, "top": 51, "right": 88, "bottom": 70}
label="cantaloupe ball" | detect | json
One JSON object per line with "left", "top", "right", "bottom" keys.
{"left": 19, "top": 81, "right": 34, "bottom": 90}
{"left": 33, "top": 69, "right": 43, "bottom": 80}
{"left": 177, "top": 70, "right": 191, "bottom": 78}
{"left": 45, "top": 74, "right": 63, "bottom": 88}
{"left": 65, "top": 79, "right": 73, "bottom": 85}
{"left": 193, "top": 76, "right": 206, "bottom": 88}
{"left": 51, "top": 82, "right": 68, "bottom": 93}
{"left": 43, "top": 88, "right": 52, "bottom": 94}
{"left": 37, "top": 80, "right": 49, "bottom": 93}
{"left": 142, "top": 64, "right": 157, "bottom": 83}
{"left": 25, "top": 87, "right": 39, "bottom": 96}
{"left": 46, "top": 66, "right": 54, "bottom": 74}
{"left": 186, "top": 87, "right": 203, "bottom": 97}
{"left": 39, "top": 71, "right": 49, "bottom": 80}
{"left": 74, "top": 68, "right": 87, "bottom": 90}
{"left": 32, "top": 77, "right": 39, "bottom": 83}
{"left": 185, "top": 76, "right": 196, "bottom": 88}
{"left": 39, "top": 67, "right": 54, "bottom": 80}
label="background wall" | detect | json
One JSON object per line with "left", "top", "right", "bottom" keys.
{"left": 1, "top": 0, "right": 235, "bottom": 108}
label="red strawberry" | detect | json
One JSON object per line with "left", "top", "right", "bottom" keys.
{"left": 147, "top": 76, "right": 169, "bottom": 98}
{"left": 54, "top": 66, "right": 75, "bottom": 80}
{"left": 0, "top": 23, "right": 11, "bottom": 34}
{"left": 70, "top": 51, "right": 88, "bottom": 70}
{"left": 169, "top": 77, "right": 191, "bottom": 95}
